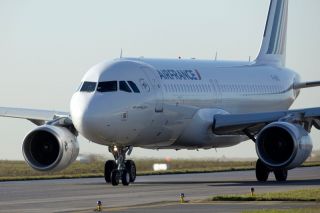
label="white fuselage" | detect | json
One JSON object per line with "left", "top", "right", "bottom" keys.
{"left": 70, "top": 58, "right": 299, "bottom": 149}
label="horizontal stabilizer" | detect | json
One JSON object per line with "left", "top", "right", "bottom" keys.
{"left": 294, "top": 81, "right": 320, "bottom": 89}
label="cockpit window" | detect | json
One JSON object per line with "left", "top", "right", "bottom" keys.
{"left": 128, "top": 81, "right": 140, "bottom": 93}
{"left": 119, "top": 81, "right": 132, "bottom": 93}
{"left": 97, "top": 81, "right": 117, "bottom": 92}
{"left": 80, "top": 81, "right": 96, "bottom": 92}
{"left": 76, "top": 82, "right": 83, "bottom": 91}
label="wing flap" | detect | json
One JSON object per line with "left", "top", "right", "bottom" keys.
{"left": 213, "top": 107, "right": 320, "bottom": 135}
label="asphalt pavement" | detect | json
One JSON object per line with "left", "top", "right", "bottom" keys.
{"left": 0, "top": 166, "right": 319, "bottom": 212}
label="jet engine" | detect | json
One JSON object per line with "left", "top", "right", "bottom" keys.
{"left": 256, "top": 122, "right": 312, "bottom": 170}
{"left": 22, "top": 125, "right": 79, "bottom": 172}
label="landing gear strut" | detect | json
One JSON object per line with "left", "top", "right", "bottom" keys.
{"left": 104, "top": 145, "right": 136, "bottom": 186}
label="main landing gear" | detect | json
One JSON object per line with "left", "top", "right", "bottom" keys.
{"left": 255, "top": 159, "right": 288, "bottom": 182}
{"left": 104, "top": 145, "right": 136, "bottom": 186}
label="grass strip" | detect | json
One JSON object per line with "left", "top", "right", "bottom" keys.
{"left": 211, "top": 188, "right": 320, "bottom": 202}
{"left": 0, "top": 167, "right": 254, "bottom": 182}
{"left": 242, "top": 208, "right": 320, "bottom": 213}
{"left": 0, "top": 160, "right": 319, "bottom": 182}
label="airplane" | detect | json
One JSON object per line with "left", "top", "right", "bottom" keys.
{"left": 1, "top": 0, "right": 320, "bottom": 186}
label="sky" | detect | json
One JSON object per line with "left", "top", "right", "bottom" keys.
{"left": 0, "top": 0, "right": 319, "bottom": 160}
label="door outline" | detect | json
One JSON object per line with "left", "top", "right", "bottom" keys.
{"left": 210, "top": 79, "right": 222, "bottom": 105}
{"left": 140, "top": 66, "right": 163, "bottom": 112}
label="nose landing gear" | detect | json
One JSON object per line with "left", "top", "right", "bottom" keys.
{"left": 104, "top": 145, "right": 136, "bottom": 186}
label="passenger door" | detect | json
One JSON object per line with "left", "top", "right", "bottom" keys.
{"left": 210, "top": 79, "right": 222, "bottom": 105}
{"left": 140, "top": 66, "right": 164, "bottom": 113}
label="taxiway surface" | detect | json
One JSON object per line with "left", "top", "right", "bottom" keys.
{"left": 0, "top": 166, "right": 319, "bottom": 212}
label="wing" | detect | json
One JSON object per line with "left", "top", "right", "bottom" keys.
{"left": 213, "top": 107, "right": 320, "bottom": 136}
{"left": 0, "top": 107, "right": 70, "bottom": 125}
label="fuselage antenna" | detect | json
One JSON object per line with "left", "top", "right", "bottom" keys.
{"left": 120, "top": 48, "right": 123, "bottom": 58}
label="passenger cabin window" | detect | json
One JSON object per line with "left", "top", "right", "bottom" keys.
{"left": 128, "top": 81, "right": 140, "bottom": 93}
{"left": 119, "top": 81, "right": 132, "bottom": 93}
{"left": 97, "top": 81, "right": 117, "bottom": 92}
{"left": 80, "top": 81, "right": 96, "bottom": 92}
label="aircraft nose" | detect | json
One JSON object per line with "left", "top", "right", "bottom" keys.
{"left": 70, "top": 93, "right": 96, "bottom": 138}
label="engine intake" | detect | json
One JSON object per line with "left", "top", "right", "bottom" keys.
{"left": 23, "top": 125, "right": 79, "bottom": 172}
{"left": 256, "top": 122, "right": 312, "bottom": 169}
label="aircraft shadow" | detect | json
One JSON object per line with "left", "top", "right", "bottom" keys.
{"left": 81, "top": 179, "right": 320, "bottom": 187}
{"left": 135, "top": 179, "right": 320, "bottom": 187}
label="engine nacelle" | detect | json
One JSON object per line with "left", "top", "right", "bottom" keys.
{"left": 22, "top": 125, "right": 79, "bottom": 172}
{"left": 256, "top": 122, "right": 312, "bottom": 170}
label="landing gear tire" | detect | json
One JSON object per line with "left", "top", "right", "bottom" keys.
{"left": 256, "top": 159, "right": 270, "bottom": 182}
{"left": 111, "top": 170, "right": 120, "bottom": 186}
{"left": 121, "top": 170, "right": 130, "bottom": 186}
{"left": 274, "top": 169, "right": 288, "bottom": 182}
{"left": 125, "top": 160, "right": 136, "bottom": 183}
{"left": 104, "top": 160, "right": 116, "bottom": 183}
{"left": 107, "top": 145, "right": 135, "bottom": 186}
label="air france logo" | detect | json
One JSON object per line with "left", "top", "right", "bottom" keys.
{"left": 157, "top": 69, "right": 201, "bottom": 80}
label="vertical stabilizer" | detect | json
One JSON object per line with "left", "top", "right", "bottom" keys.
{"left": 255, "top": 0, "right": 288, "bottom": 67}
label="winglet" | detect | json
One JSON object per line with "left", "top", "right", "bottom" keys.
{"left": 255, "top": 0, "right": 289, "bottom": 67}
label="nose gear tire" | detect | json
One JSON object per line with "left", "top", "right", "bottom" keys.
{"left": 111, "top": 170, "right": 120, "bottom": 186}
{"left": 121, "top": 169, "right": 130, "bottom": 186}
{"left": 125, "top": 160, "right": 136, "bottom": 182}
{"left": 104, "top": 160, "right": 116, "bottom": 183}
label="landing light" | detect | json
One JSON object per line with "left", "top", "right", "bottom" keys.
{"left": 153, "top": 163, "right": 168, "bottom": 171}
